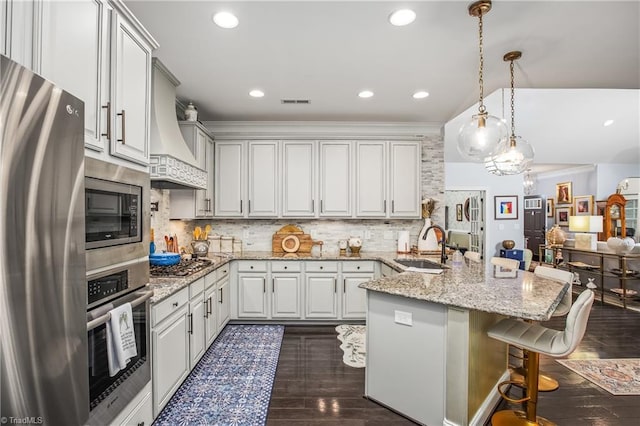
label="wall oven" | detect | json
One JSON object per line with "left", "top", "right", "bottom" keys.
{"left": 86, "top": 261, "right": 152, "bottom": 425}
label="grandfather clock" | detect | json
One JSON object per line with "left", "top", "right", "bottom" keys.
{"left": 603, "top": 193, "right": 626, "bottom": 239}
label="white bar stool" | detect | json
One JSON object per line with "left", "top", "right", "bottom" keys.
{"left": 487, "top": 289, "right": 594, "bottom": 426}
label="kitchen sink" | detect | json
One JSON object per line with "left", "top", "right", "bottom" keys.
{"left": 394, "top": 259, "right": 443, "bottom": 270}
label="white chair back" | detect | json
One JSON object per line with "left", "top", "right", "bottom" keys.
{"left": 556, "top": 289, "right": 594, "bottom": 357}
{"left": 491, "top": 257, "right": 520, "bottom": 269}
{"left": 464, "top": 251, "right": 482, "bottom": 263}
{"left": 534, "top": 265, "right": 573, "bottom": 317}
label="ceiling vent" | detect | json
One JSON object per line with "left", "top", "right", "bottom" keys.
{"left": 281, "top": 99, "right": 311, "bottom": 104}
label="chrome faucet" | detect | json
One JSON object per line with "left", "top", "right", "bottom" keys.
{"left": 422, "top": 224, "right": 447, "bottom": 264}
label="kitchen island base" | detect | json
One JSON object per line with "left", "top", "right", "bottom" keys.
{"left": 364, "top": 290, "right": 508, "bottom": 426}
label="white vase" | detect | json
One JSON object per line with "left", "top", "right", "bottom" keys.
{"left": 418, "top": 218, "right": 439, "bottom": 252}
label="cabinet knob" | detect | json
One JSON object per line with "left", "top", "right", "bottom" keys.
{"left": 357, "top": 266, "right": 360, "bottom": 270}
{"left": 250, "top": 266, "right": 254, "bottom": 269}
{"left": 320, "top": 266, "right": 324, "bottom": 270}
{"left": 284, "top": 266, "right": 288, "bottom": 270}
{"left": 172, "top": 302, "right": 178, "bottom": 307}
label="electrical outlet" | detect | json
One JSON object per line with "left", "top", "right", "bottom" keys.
{"left": 394, "top": 310, "right": 413, "bottom": 326}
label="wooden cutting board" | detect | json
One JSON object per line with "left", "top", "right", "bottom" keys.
{"left": 272, "top": 224, "right": 317, "bottom": 253}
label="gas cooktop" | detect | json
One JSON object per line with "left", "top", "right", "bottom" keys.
{"left": 150, "top": 258, "right": 212, "bottom": 277}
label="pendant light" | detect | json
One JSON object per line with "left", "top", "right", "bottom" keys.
{"left": 523, "top": 169, "right": 536, "bottom": 195}
{"left": 486, "top": 51, "right": 534, "bottom": 175}
{"left": 457, "top": 0, "right": 507, "bottom": 162}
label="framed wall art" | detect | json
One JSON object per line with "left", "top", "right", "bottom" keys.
{"left": 494, "top": 195, "right": 518, "bottom": 220}
{"left": 556, "top": 181, "right": 573, "bottom": 204}
{"left": 555, "top": 206, "right": 572, "bottom": 226}
{"left": 574, "top": 195, "right": 594, "bottom": 216}
{"left": 456, "top": 204, "right": 463, "bottom": 221}
{"left": 546, "top": 198, "right": 555, "bottom": 217}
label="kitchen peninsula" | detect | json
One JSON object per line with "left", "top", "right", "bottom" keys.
{"left": 359, "top": 261, "right": 569, "bottom": 426}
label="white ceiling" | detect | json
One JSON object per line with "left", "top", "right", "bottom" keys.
{"left": 126, "top": 0, "right": 640, "bottom": 167}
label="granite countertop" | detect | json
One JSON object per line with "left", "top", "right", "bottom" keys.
{"left": 358, "top": 261, "right": 570, "bottom": 321}
{"left": 148, "top": 251, "right": 438, "bottom": 304}
{"left": 148, "top": 251, "right": 568, "bottom": 321}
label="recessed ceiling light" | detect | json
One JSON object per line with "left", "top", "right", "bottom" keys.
{"left": 603, "top": 119, "right": 614, "bottom": 127}
{"left": 413, "top": 91, "right": 429, "bottom": 99}
{"left": 213, "top": 11, "right": 239, "bottom": 29}
{"left": 389, "top": 9, "right": 416, "bottom": 26}
{"left": 358, "top": 90, "right": 374, "bottom": 98}
{"left": 249, "top": 89, "right": 264, "bottom": 98}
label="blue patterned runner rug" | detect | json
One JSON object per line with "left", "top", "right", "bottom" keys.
{"left": 154, "top": 325, "right": 285, "bottom": 425}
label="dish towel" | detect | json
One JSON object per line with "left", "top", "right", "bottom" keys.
{"left": 106, "top": 302, "right": 137, "bottom": 377}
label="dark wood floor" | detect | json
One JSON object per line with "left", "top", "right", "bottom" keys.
{"left": 267, "top": 301, "right": 640, "bottom": 425}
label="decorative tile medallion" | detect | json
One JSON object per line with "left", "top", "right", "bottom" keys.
{"left": 154, "top": 325, "right": 284, "bottom": 425}
{"left": 556, "top": 358, "right": 640, "bottom": 395}
{"left": 335, "top": 324, "right": 366, "bottom": 368}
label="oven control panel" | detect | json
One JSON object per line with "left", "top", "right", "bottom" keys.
{"left": 88, "top": 270, "right": 129, "bottom": 305}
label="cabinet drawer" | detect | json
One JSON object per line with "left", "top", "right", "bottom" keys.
{"left": 152, "top": 288, "right": 188, "bottom": 327}
{"left": 342, "top": 261, "right": 375, "bottom": 273}
{"left": 189, "top": 277, "right": 205, "bottom": 299}
{"left": 271, "top": 261, "right": 302, "bottom": 272}
{"left": 236, "top": 260, "right": 268, "bottom": 272}
{"left": 216, "top": 263, "right": 231, "bottom": 280}
{"left": 305, "top": 261, "right": 338, "bottom": 273}
{"left": 205, "top": 271, "right": 216, "bottom": 289}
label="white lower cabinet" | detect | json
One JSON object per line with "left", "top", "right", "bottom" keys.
{"left": 272, "top": 274, "right": 301, "bottom": 318}
{"left": 204, "top": 274, "right": 218, "bottom": 347}
{"left": 238, "top": 274, "right": 268, "bottom": 318}
{"left": 341, "top": 261, "right": 375, "bottom": 319}
{"left": 305, "top": 274, "right": 338, "bottom": 318}
{"left": 152, "top": 288, "right": 190, "bottom": 416}
{"left": 188, "top": 277, "right": 206, "bottom": 369}
{"left": 217, "top": 272, "right": 231, "bottom": 332}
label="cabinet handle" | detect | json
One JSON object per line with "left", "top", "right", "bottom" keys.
{"left": 240, "top": 200, "right": 243, "bottom": 213}
{"left": 248, "top": 199, "right": 251, "bottom": 213}
{"left": 263, "top": 278, "right": 266, "bottom": 293}
{"left": 188, "top": 313, "right": 193, "bottom": 334}
{"left": 219, "top": 288, "right": 223, "bottom": 304}
{"left": 101, "top": 102, "right": 111, "bottom": 140}
{"left": 207, "top": 297, "right": 212, "bottom": 315}
{"left": 117, "top": 110, "right": 126, "bottom": 144}
{"left": 205, "top": 198, "right": 212, "bottom": 212}
{"left": 137, "top": 422, "right": 144, "bottom": 426}
{"left": 344, "top": 279, "right": 346, "bottom": 293}
{"left": 311, "top": 199, "right": 315, "bottom": 213}
{"left": 272, "top": 278, "right": 275, "bottom": 293}
{"left": 384, "top": 200, "right": 387, "bottom": 213}
{"left": 320, "top": 199, "right": 323, "bottom": 213}
{"left": 392, "top": 200, "right": 395, "bottom": 213}
{"left": 203, "top": 299, "right": 208, "bottom": 318}
{"left": 172, "top": 302, "right": 178, "bottom": 308}
{"left": 334, "top": 278, "right": 337, "bottom": 293}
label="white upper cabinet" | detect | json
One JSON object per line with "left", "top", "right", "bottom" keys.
{"left": 170, "top": 122, "right": 214, "bottom": 219}
{"left": 282, "top": 141, "right": 316, "bottom": 217}
{"left": 2, "top": 0, "right": 36, "bottom": 68}
{"left": 356, "top": 141, "right": 387, "bottom": 217}
{"left": 39, "top": 0, "right": 110, "bottom": 152}
{"left": 109, "top": 10, "right": 152, "bottom": 165}
{"left": 248, "top": 141, "right": 279, "bottom": 217}
{"left": 215, "top": 141, "right": 245, "bottom": 217}
{"left": 389, "top": 141, "right": 421, "bottom": 218}
{"left": 35, "top": 0, "right": 157, "bottom": 169}
{"left": 319, "top": 141, "right": 352, "bottom": 217}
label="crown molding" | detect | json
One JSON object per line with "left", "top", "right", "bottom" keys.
{"left": 201, "top": 121, "right": 443, "bottom": 140}
{"left": 536, "top": 164, "right": 596, "bottom": 179}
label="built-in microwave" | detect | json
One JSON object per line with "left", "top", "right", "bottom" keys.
{"left": 85, "top": 177, "right": 142, "bottom": 249}
{"left": 85, "top": 157, "right": 150, "bottom": 273}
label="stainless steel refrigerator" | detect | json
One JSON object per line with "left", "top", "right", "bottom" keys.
{"left": 1, "top": 55, "right": 88, "bottom": 425}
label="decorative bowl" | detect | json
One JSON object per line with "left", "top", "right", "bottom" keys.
{"left": 149, "top": 252, "right": 181, "bottom": 266}
{"left": 502, "top": 240, "right": 516, "bottom": 249}
{"left": 606, "top": 237, "right": 635, "bottom": 255}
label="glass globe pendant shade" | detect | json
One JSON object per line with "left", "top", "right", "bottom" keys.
{"left": 457, "top": 112, "right": 508, "bottom": 162}
{"left": 486, "top": 135, "right": 534, "bottom": 175}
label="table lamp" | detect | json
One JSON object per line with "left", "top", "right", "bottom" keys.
{"left": 569, "top": 216, "right": 603, "bottom": 251}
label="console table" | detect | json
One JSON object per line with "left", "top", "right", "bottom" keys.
{"left": 538, "top": 245, "right": 640, "bottom": 308}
